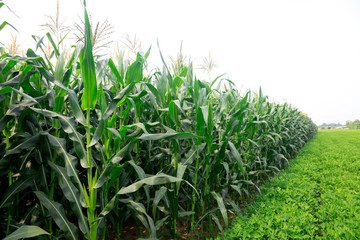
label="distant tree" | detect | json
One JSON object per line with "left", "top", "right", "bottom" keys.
{"left": 346, "top": 120, "right": 360, "bottom": 129}
{"left": 320, "top": 122, "right": 342, "bottom": 127}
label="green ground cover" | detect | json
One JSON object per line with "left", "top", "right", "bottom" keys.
{"left": 219, "top": 130, "right": 360, "bottom": 239}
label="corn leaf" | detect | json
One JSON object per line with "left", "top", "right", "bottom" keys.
{"left": 48, "top": 162, "right": 89, "bottom": 237}
{"left": 0, "top": 175, "right": 34, "bottom": 209}
{"left": 35, "top": 191, "right": 79, "bottom": 240}
{"left": 211, "top": 191, "right": 228, "bottom": 228}
{"left": 79, "top": 4, "right": 97, "bottom": 110}
{"left": 3, "top": 225, "right": 49, "bottom": 240}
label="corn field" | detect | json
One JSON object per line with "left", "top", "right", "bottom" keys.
{"left": 0, "top": 2, "right": 317, "bottom": 239}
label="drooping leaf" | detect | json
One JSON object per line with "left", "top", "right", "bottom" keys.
{"left": 97, "top": 173, "right": 183, "bottom": 219}
{"left": 48, "top": 162, "right": 89, "bottom": 236}
{"left": 211, "top": 191, "right": 228, "bottom": 228}
{"left": 0, "top": 175, "right": 34, "bottom": 209}
{"left": 89, "top": 119, "right": 105, "bottom": 147}
{"left": 51, "top": 78, "right": 86, "bottom": 125}
{"left": 228, "top": 141, "right": 245, "bottom": 176}
{"left": 120, "top": 199, "right": 157, "bottom": 238}
{"left": 139, "top": 132, "right": 196, "bottom": 141}
{"left": 153, "top": 186, "right": 167, "bottom": 218}
{"left": 4, "top": 134, "right": 39, "bottom": 157}
{"left": 34, "top": 191, "right": 79, "bottom": 240}
{"left": 102, "top": 82, "right": 135, "bottom": 120}
{"left": 44, "top": 133, "right": 83, "bottom": 193}
{"left": 31, "top": 108, "right": 88, "bottom": 168}
{"left": 3, "top": 225, "right": 49, "bottom": 240}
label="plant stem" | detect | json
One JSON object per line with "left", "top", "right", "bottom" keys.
{"left": 48, "top": 119, "right": 60, "bottom": 235}
{"left": 6, "top": 170, "right": 12, "bottom": 236}
{"left": 86, "top": 109, "right": 97, "bottom": 240}
{"left": 190, "top": 145, "right": 200, "bottom": 239}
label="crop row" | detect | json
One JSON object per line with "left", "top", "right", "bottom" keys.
{"left": 0, "top": 2, "right": 317, "bottom": 239}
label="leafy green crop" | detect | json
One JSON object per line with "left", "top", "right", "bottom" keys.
{"left": 0, "top": 1, "right": 317, "bottom": 239}
{"left": 219, "top": 130, "right": 360, "bottom": 240}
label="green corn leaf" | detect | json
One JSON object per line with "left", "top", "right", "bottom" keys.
{"left": 48, "top": 162, "right": 89, "bottom": 237}
{"left": 155, "top": 216, "right": 169, "bottom": 232}
{"left": 79, "top": 4, "right": 97, "bottom": 110}
{"left": 107, "top": 127, "right": 121, "bottom": 138}
{"left": 3, "top": 55, "right": 43, "bottom": 64}
{"left": 128, "top": 160, "right": 150, "bottom": 207}
{"left": 228, "top": 141, "right": 245, "bottom": 176}
{"left": 125, "top": 53, "right": 144, "bottom": 84}
{"left": 144, "top": 84, "right": 160, "bottom": 109}
{"left": 120, "top": 199, "right": 157, "bottom": 238}
{"left": 51, "top": 78, "right": 86, "bottom": 125}
{"left": 0, "top": 86, "right": 38, "bottom": 104}
{"left": 46, "top": 32, "right": 60, "bottom": 58}
{"left": 207, "top": 103, "right": 214, "bottom": 137}
{"left": 145, "top": 83, "right": 161, "bottom": 102}
{"left": 210, "top": 213, "right": 224, "bottom": 233}
{"left": 53, "top": 82, "right": 68, "bottom": 113}
{"left": 102, "top": 82, "right": 135, "bottom": 120}
{"left": 139, "top": 132, "right": 197, "bottom": 141}
{"left": 4, "top": 134, "right": 39, "bottom": 157}
{"left": 30, "top": 108, "right": 88, "bottom": 168}
{"left": 89, "top": 119, "right": 105, "bottom": 147}
{"left": 97, "top": 173, "right": 183, "bottom": 219}
{"left": 144, "top": 46, "right": 152, "bottom": 59}
{"left": 228, "top": 200, "right": 242, "bottom": 214}
{"left": 105, "top": 162, "right": 130, "bottom": 192}
{"left": 153, "top": 186, "right": 167, "bottom": 219}
{"left": 34, "top": 191, "right": 79, "bottom": 240}
{"left": 108, "top": 58, "right": 124, "bottom": 87}
{"left": 176, "top": 163, "right": 187, "bottom": 192}
{"left": 44, "top": 133, "right": 84, "bottom": 196}
{"left": 200, "top": 105, "right": 209, "bottom": 127}
{"left": 3, "top": 225, "right": 49, "bottom": 240}
{"left": 122, "top": 122, "right": 159, "bottom": 137}
{"left": 2, "top": 60, "right": 18, "bottom": 74}
{"left": 156, "top": 40, "right": 170, "bottom": 74}
{"left": 211, "top": 191, "right": 228, "bottom": 228}
{"left": 210, "top": 73, "right": 226, "bottom": 87}
{"left": 172, "top": 76, "right": 184, "bottom": 91}
{"left": 94, "top": 162, "right": 122, "bottom": 189}
{"left": 196, "top": 107, "right": 206, "bottom": 144}
{"left": 247, "top": 138, "right": 259, "bottom": 147}
{"left": 183, "top": 148, "right": 197, "bottom": 165}
{"left": 0, "top": 175, "right": 34, "bottom": 209}
{"left": 0, "top": 21, "right": 18, "bottom": 32}
{"left": 0, "top": 86, "right": 13, "bottom": 94}
{"left": 111, "top": 140, "right": 138, "bottom": 164}
{"left": 54, "top": 51, "right": 67, "bottom": 82}
{"left": 169, "top": 100, "right": 185, "bottom": 126}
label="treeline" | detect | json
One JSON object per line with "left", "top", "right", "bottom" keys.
{"left": 346, "top": 120, "right": 360, "bottom": 129}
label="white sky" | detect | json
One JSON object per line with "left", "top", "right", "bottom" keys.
{"left": 1, "top": 0, "right": 360, "bottom": 125}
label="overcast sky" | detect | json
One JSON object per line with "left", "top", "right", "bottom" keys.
{"left": 1, "top": 0, "right": 360, "bottom": 125}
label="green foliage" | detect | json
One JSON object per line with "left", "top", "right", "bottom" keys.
{"left": 0, "top": 2, "right": 317, "bottom": 239}
{"left": 345, "top": 119, "right": 360, "bottom": 129}
{"left": 3, "top": 225, "right": 49, "bottom": 240}
{"left": 219, "top": 130, "right": 360, "bottom": 239}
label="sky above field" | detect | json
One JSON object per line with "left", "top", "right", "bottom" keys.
{"left": 1, "top": 0, "right": 360, "bottom": 125}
